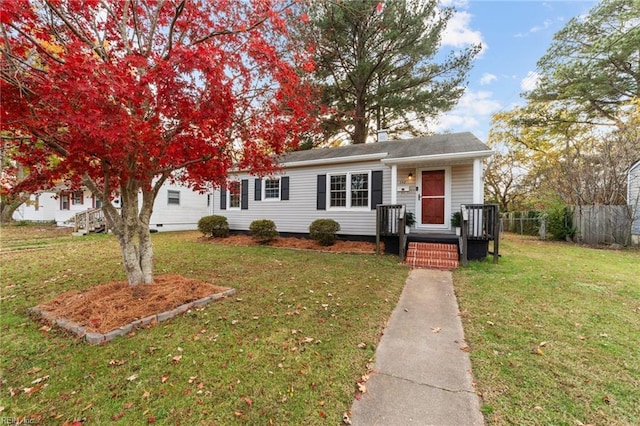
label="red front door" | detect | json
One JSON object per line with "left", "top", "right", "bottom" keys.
{"left": 421, "top": 170, "right": 445, "bottom": 225}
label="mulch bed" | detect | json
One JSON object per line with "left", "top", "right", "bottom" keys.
{"left": 35, "top": 275, "right": 228, "bottom": 334}
{"left": 202, "top": 234, "right": 382, "bottom": 253}
{"left": 34, "top": 236, "right": 380, "bottom": 337}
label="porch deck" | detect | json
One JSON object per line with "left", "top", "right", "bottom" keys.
{"left": 406, "top": 232, "right": 459, "bottom": 244}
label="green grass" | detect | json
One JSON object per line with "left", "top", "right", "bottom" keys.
{"left": 3, "top": 226, "right": 639, "bottom": 425}
{"left": 0, "top": 226, "right": 409, "bottom": 424}
{"left": 455, "top": 234, "right": 640, "bottom": 426}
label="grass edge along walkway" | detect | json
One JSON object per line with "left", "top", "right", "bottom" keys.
{"left": 454, "top": 234, "right": 640, "bottom": 426}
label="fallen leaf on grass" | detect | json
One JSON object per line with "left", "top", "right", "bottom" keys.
{"left": 460, "top": 346, "right": 470, "bottom": 352}
{"left": 31, "top": 375, "right": 50, "bottom": 384}
{"left": 172, "top": 355, "right": 182, "bottom": 364}
{"left": 108, "top": 359, "right": 126, "bottom": 367}
{"left": 357, "top": 382, "right": 367, "bottom": 393}
{"left": 161, "top": 375, "right": 169, "bottom": 383}
{"left": 142, "top": 391, "right": 150, "bottom": 399}
{"left": 112, "top": 411, "right": 125, "bottom": 421}
{"left": 25, "top": 367, "right": 42, "bottom": 375}
{"left": 342, "top": 411, "right": 352, "bottom": 424}
{"left": 126, "top": 374, "right": 138, "bottom": 381}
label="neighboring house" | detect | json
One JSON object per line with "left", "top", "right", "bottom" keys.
{"left": 13, "top": 183, "right": 211, "bottom": 232}
{"left": 628, "top": 159, "right": 640, "bottom": 245}
{"left": 212, "top": 132, "right": 493, "bottom": 238}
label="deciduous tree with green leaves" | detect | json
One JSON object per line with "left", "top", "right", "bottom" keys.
{"left": 303, "top": 0, "right": 480, "bottom": 144}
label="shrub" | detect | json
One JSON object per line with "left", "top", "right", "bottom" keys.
{"left": 197, "top": 215, "right": 229, "bottom": 238}
{"left": 546, "top": 204, "right": 576, "bottom": 241}
{"left": 309, "top": 219, "right": 341, "bottom": 246}
{"left": 249, "top": 219, "right": 278, "bottom": 244}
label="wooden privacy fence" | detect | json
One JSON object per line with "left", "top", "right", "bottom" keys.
{"left": 573, "top": 205, "right": 632, "bottom": 245}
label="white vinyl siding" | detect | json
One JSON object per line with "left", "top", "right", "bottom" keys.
{"left": 451, "top": 164, "right": 473, "bottom": 213}
{"left": 213, "top": 160, "right": 389, "bottom": 236}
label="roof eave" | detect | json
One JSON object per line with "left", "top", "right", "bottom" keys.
{"left": 381, "top": 150, "right": 494, "bottom": 165}
{"left": 281, "top": 152, "right": 389, "bottom": 169}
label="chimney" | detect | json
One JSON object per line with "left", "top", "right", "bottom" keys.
{"left": 377, "top": 129, "right": 388, "bottom": 142}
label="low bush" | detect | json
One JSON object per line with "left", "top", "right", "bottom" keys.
{"left": 197, "top": 215, "right": 229, "bottom": 238}
{"left": 249, "top": 219, "right": 278, "bottom": 244}
{"left": 309, "top": 219, "right": 341, "bottom": 246}
{"left": 546, "top": 204, "right": 576, "bottom": 241}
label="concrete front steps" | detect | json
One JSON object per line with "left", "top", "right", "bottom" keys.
{"left": 405, "top": 242, "right": 460, "bottom": 270}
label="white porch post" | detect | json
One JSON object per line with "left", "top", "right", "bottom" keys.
{"left": 473, "top": 159, "right": 484, "bottom": 203}
{"left": 391, "top": 164, "right": 398, "bottom": 204}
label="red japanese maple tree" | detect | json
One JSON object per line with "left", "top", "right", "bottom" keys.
{"left": 1, "top": 0, "right": 317, "bottom": 285}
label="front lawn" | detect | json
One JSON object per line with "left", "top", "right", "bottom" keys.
{"left": 0, "top": 226, "right": 408, "bottom": 424}
{"left": 455, "top": 234, "right": 640, "bottom": 425}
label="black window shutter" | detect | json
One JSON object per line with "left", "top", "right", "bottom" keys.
{"left": 241, "top": 179, "right": 249, "bottom": 210}
{"left": 254, "top": 179, "right": 262, "bottom": 201}
{"left": 220, "top": 187, "right": 227, "bottom": 210}
{"left": 281, "top": 177, "right": 290, "bottom": 200}
{"left": 371, "top": 170, "right": 383, "bottom": 210}
{"left": 317, "top": 175, "right": 326, "bottom": 210}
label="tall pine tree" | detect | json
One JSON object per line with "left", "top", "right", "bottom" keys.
{"left": 305, "top": 0, "right": 480, "bottom": 144}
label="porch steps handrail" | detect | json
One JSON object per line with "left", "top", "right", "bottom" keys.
{"left": 73, "top": 207, "right": 106, "bottom": 233}
{"left": 375, "top": 204, "right": 407, "bottom": 260}
{"left": 460, "top": 204, "right": 500, "bottom": 266}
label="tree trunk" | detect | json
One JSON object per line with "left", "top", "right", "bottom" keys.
{"left": 0, "top": 193, "right": 30, "bottom": 224}
{"left": 352, "top": 93, "right": 368, "bottom": 144}
{"left": 100, "top": 181, "right": 154, "bottom": 286}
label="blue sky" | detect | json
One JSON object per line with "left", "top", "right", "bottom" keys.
{"left": 431, "top": 0, "right": 598, "bottom": 141}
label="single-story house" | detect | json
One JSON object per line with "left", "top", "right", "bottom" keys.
{"left": 628, "top": 159, "right": 640, "bottom": 245}
{"left": 211, "top": 132, "right": 493, "bottom": 240}
{"left": 13, "top": 183, "right": 211, "bottom": 232}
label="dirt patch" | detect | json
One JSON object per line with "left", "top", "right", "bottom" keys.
{"left": 202, "top": 234, "right": 382, "bottom": 253}
{"left": 35, "top": 275, "right": 229, "bottom": 334}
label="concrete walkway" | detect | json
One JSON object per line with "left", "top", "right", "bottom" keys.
{"left": 349, "top": 269, "right": 484, "bottom": 426}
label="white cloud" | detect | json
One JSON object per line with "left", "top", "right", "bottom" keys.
{"left": 530, "top": 19, "right": 553, "bottom": 33}
{"left": 480, "top": 73, "right": 497, "bottom": 85}
{"left": 520, "top": 71, "right": 541, "bottom": 92}
{"left": 441, "top": 10, "right": 485, "bottom": 52}
{"left": 426, "top": 89, "right": 503, "bottom": 140}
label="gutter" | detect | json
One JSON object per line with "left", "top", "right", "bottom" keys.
{"left": 380, "top": 150, "right": 494, "bottom": 165}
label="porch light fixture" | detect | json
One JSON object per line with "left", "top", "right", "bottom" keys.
{"left": 407, "top": 172, "right": 414, "bottom": 181}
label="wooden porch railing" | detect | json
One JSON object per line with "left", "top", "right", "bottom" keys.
{"left": 73, "top": 208, "right": 107, "bottom": 233}
{"left": 460, "top": 204, "right": 500, "bottom": 266}
{"left": 375, "top": 204, "right": 407, "bottom": 260}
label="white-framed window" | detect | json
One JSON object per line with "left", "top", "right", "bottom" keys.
{"left": 264, "top": 178, "right": 280, "bottom": 200}
{"left": 328, "top": 171, "right": 370, "bottom": 209}
{"left": 167, "top": 190, "right": 180, "bottom": 205}
{"left": 72, "top": 191, "right": 84, "bottom": 205}
{"left": 228, "top": 181, "right": 241, "bottom": 209}
{"left": 60, "top": 193, "right": 70, "bottom": 210}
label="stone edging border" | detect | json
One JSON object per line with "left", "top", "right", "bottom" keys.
{"left": 29, "top": 287, "right": 236, "bottom": 345}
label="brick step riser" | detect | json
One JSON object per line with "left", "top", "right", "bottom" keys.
{"left": 406, "top": 259, "right": 459, "bottom": 270}
{"left": 407, "top": 243, "right": 457, "bottom": 252}
{"left": 406, "top": 251, "right": 459, "bottom": 260}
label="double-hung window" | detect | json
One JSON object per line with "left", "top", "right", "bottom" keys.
{"left": 264, "top": 178, "right": 280, "bottom": 200}
{"left": 329, "top": 172, "right": 369, "bottom": 209}
{"left": 167, "top": 190, "right": 180, "bottom": 205}
{"left": 229, "top": 181, "right": 241, "bottom": 209}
